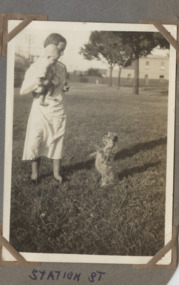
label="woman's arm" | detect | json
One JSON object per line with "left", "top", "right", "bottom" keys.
{"left": 20, "top": 79, "right": 38, "bottom": 95}
{"left": 20, "top": 64, "right": 38, "bottom": 95}
{"left": 20, "top": 61, "right": 49, "bottom": 95}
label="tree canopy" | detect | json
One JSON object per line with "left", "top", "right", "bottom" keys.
{"left": 113, "top": 32, "right": 169, "bottom": 59}
{"left": 80, "top": 31, "right": 169, "bottom": 92}
{"left": 80, "top": 31, "right": 133, "bottom": 66}
{"left": 80, "top": 31, "right": 132, "bottom": 86}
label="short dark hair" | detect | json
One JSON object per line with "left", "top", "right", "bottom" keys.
{"left": 44, "top": 33, "right": 67, "bottom": 47}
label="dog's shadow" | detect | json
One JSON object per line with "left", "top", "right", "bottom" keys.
{"left": 117, "top": 160, "right": 161, "bottom": 181}
{"left": 114, "top": 136, "right": 167, "bottom": 161}
{"left": 61, "top": 136, "right": 166, "bottom": 180}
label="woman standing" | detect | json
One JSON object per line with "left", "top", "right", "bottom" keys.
{"left": 20, "top": 33, "right": 69, "bottom": 183}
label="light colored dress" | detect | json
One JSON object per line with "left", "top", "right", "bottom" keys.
{"left": 20, "top": 60, "right": 67, "bottom": 160}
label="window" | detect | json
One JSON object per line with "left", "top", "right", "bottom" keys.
{"left": 161, "top": 62, "right": 165, "bottom": 70}
{"left": 145, "top": 61, "right": 149, "bottom": 69}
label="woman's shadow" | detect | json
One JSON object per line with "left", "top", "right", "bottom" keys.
{"left": 60, "top": 136, "right": 167, "bottom": 181}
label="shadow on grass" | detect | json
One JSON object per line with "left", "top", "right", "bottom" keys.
{"left": 60, "top": 136, "right": 166, "bottom": 175}
{"left": 118, "top": 161, "right": 161, "bottom": 180}
{"left": 63, "top": 158, "right": 95, "bottom": 174}
{"left": 115, "top": 136, "right": 167, "bottom": 161}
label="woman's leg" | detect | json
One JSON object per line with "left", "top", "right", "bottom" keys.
{"left": 53, "top": 159, "right": 62, "bottom": 182}
{"left": 31, "top": 157, "right": 41, "bottom": 180}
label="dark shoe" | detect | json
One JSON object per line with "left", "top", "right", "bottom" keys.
{"left": 30, "top": 178, "right": 39, "bottom": 185}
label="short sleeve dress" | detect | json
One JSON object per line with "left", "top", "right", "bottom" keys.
{"left": 21, "top": 60, "right": 68, "bottom": 160}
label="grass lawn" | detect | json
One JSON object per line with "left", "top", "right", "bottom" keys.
{"left": 10, "top": 83, "right": 168, "bottom": 256}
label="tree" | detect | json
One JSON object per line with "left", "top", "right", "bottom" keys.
{"left": 114, "top": 32, "right": 169, "bottom": 94}
{"left": 80, "top": 31, "right": 132, "bottom": 87}
{"left": 80, "top": 31, "right": 169, "bottom": 93}
{"left": 110, "top": 33, "right": 132, "bottom": 89}
{"left": 87, "top": 68, "right": 102, "bottom": 77}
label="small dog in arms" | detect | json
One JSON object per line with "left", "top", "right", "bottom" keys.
{"left": 91, "top": 132, "right": 118, "bottom": 187}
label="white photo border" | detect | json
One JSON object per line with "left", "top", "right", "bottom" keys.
{"left": 2, "top": 20, "right": 177, "bottom": 264}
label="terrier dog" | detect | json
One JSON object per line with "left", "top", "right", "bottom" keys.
{"left": 91, "top": 132, "right": 118, "bottom": 187}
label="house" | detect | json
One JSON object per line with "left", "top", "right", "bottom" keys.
{"left": 108, "top": 54, "right": 169, "bottom": 87}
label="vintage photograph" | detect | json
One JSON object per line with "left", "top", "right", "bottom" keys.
{"left": 3, "top": 21, "right": 176, "bottom": 264}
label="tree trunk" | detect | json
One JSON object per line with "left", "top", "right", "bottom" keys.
{"left": 117, "top": 65, "right": 122, "bottom": 89}
{"left": 109, "top": 65, "right": 113, "bottom": 87}
{"left": 133, "top": 57, "right": 139, "bottom": 95}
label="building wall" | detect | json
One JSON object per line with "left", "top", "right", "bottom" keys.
{"left": 140, "top": 56, "right": 169, "bottom": 80}
{"left": 111, "top": 55, "right": 169, "bottom": 81}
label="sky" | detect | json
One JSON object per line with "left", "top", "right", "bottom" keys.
{"left": 15, "top": 29, "right": 108, "bottom": 71}
{"left": 13, "top": 22, "right": 169, "bottom": 72}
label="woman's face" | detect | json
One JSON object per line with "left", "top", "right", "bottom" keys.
{"left": 57, "top": 42, "right": 66, "bottom": 58}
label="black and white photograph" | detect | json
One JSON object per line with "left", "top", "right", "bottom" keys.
{"left": 3, "top": 21, "right": 176, "bottom": 264}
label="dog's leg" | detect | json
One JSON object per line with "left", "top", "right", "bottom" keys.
{"left": 90, "top": 152, "right": 97, "bottom": 157}
{"left": 101, "top": 174, "right": 107, "bottom": 187}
